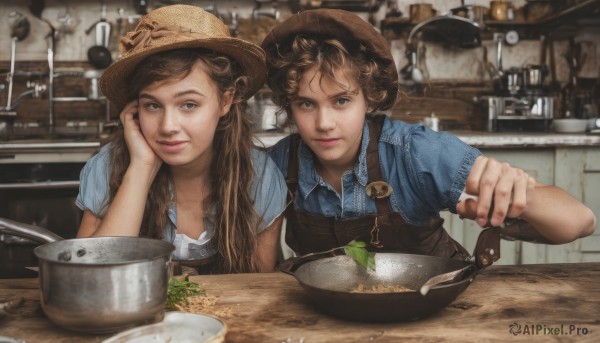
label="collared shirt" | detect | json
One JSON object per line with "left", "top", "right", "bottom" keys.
{"left": 269, "top": 116, "right": 481, "bottom": 227}
{"left": 76, "top": 143, "right": 287, "bottom": 260}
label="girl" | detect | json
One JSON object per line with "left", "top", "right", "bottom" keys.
{"left": 261, "top": 9, "right": 596, "bottom": 258}
{"left": 76, "top": 5, "right": 287, "bottom": 274}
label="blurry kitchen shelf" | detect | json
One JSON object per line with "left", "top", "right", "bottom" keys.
{"left": 484, "top": 0, "right": 600, "bottom": 28}
{"left": 297, "top": 0, "right": 384, "bottom": 12}
{"left": 382, "top": 0, "right": 600, "bottom": 39}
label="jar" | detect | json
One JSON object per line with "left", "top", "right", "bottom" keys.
{"left": 490, "top": 1, "right": 508, "bottom": 21}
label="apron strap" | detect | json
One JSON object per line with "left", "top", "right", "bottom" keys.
{"left": 366, "top": 114, "right": 394, "bottom": 220}
{"left": 285, "top": 133, "right": 302, "bottom": 195}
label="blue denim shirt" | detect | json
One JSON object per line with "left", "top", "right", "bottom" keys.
{"left": 269, "top": 116, "right": 481, "bottom": 227}
{"left": 76, "top": 143, "right": 287, "bottom": 259}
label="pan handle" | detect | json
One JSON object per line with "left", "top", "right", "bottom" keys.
{"left": 472, "top": 228, "right": 501, "bottom": 269}
{"left": 497, "top": 219, "right": 555, "bottom": 244}
{"left": 459, "top": 193, "right": 554, "bottom": 244}
{"left": 0, "top": 217, "right": 63, "bottom": 244}
{"left": 278, "top": 249, "right": 343, "bottom": 275}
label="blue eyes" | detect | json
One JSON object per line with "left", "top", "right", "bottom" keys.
{"left": 298, "top": 101, "right": 313, "bottom": 109}
{"left": 295, "top": 98, "right": 351, "bottom": 109}
{"left": 182, "top": 103, "right": 198, "bottom": 110}
{"left": 141, "top": 102, "right": 198, "bottom": 111}
{"left": 143, "top": 102, "right": 160, "bottom": 111}
{"left": 336, "top": 98, "right": 349, "bottom": 106}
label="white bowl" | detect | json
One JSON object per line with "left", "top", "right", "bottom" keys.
{"left": 102, "top": 312, "right": 227, "bottom": 343}
{"left": 553, "top": 119, "right": 588, "bottom": 133}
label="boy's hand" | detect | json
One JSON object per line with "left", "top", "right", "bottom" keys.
{"left": 457, "top": 156, "right": 536, "bottom": 227}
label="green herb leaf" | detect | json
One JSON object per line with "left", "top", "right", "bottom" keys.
{"left": 166, "top": 277, "right": 205, "bottom": 310}
{"left": 344, "top": 240, "right": 376, "bottom": 271}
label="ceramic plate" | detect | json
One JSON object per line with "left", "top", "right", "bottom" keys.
{"left": 102, "top": 312, "right": 227, "bottom": 343}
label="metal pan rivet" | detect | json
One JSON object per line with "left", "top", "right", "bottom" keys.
{"left": 57, "top": 251, "right": 72, "bottom": 261}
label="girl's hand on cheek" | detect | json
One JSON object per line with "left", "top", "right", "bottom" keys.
{"left": 120, "top": 101, "right": 162, "bottom": 171}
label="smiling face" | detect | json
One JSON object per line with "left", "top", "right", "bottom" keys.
{"left": 137, "top": 60, "right": 232, "bottom": 170}
{"left": 291, "top": 65, "right": 369, "bottom": 173}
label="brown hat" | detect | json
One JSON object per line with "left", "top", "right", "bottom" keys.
{"left": 261, "top": 9, "right": 398, "bottom": 104}
{"left": 100, "top": 4, "right": 266, "bottom": 109}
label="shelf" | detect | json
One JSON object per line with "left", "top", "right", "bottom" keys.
{"left": 487, "top": 0, "right": 600, "bottom": 27}
{"left": 296, "top": 0, "right": 384, "bottom": 12}
{"left": 382, "top": 0, "right": 600, "bottom": 40}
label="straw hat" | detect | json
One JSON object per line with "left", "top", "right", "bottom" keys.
{"left": 261, "top": 9, "right": 398, "bottom": 106}
{"left": 100, "top": 4, "right": 266, "bottom": 109}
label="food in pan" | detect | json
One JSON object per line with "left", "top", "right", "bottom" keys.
{"left": 352, "top": 283, "right": 413, "bottom": 293}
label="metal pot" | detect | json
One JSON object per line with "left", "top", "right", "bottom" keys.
{"left": 450, "top": 5, "right": 488, "bottom": 24}
{"left": 502, "top": 67, "right": 522, "bottom": 94}
{"left": 280, "top": 228, "right": 502, "bottom": 322}
{"left": 522, "top": 64, "right": 548, "bottom": 89}
{"left": 0, "top": 217, "right": 174, "bottom": 334}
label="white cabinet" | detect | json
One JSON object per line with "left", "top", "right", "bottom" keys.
{"left": 442, "top": 147, "right": 600, "bottom": 265}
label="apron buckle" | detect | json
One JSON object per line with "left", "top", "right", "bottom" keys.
{"left": 366, "top": 181, "right": 393, "bottom": 199}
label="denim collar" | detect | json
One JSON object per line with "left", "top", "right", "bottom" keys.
{"left": 297, "top": 122, "right": 371, "bottom": 199}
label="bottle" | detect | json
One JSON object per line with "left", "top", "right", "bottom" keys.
{"left": 424, "top": 112, "right": 439, "bottom": 131}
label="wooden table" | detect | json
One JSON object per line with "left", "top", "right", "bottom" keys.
{"left": 0, "top": 263, "right": 598, "bottom": 342}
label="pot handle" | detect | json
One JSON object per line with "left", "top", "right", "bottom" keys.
{"left": 0, "top": 217, "right": 63, "bottom": 244}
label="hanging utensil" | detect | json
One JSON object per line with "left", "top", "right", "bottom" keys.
{"left": 85, "top": 0, "right": 112, "bottom": 69}
{"left": 9, "top": 11, "right": 31, "bottom": 42}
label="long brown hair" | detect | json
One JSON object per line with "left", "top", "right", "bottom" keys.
{"left": 106, "top": 49, "right": 259, "bottom": 273}
{"left": 267, "top": 35, "right": 397, "bottom": 115}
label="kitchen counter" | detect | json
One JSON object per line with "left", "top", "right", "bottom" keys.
{"left": 0, "top": 263, "right": 598, "bottom": 342}
{"left": 0, "top": 139, "right": 102, "bottom": 164}
{"left": 0, "top": 140, "right": 101, "bottom": 150}
{"left": 254, "top": 130, "right": 600, "bottom": 149}
{"left": 0, "top": 131, "right": 598, "bottom": 156}
{"left": 451, "top": 131, "right": 600, "bottom": 148}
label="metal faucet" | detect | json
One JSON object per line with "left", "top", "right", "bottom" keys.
{"left": 1, "top": 12, "right": 47, "bottom": 119}
{"left": 47, "top": 48, "right": 54, "bottom": 132}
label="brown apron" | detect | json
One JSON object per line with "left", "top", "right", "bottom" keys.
{"left": 284, "top": 115, "right": 469, "bottom": 260}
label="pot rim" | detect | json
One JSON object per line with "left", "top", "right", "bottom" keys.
{"left": 33, "top": 236, "right": 175, "bottom": 265}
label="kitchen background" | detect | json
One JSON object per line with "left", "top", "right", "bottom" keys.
{"left": 1, "top": 0, "right": 599, "bottom": 130}
{"left": 1, "top": 0, "right": 599, "bottom": 271}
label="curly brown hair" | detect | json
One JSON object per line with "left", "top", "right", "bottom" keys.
{"left": 105, "top": 49, "right": 260, "bottom": 273}
{"left": 266, "top": 35, "right": 398, "bottom": 116}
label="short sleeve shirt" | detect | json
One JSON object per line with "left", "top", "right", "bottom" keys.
{"left": 76, "top": 144, "right": 287, "bottom": 259}
{"left": 268, "top": 116, "right": 481, "bottom": 227}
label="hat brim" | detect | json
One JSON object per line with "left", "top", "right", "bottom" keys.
{"left": 100, "top": 38, "right": 266, "bottom": 109}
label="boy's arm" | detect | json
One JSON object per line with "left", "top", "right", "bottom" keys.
{"left": 456, "top": 156, "right": 596, "bottom": 244}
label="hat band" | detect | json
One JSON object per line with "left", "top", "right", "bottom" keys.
{"left": 120, "top": 22, "right": 216, "bottom": 56}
